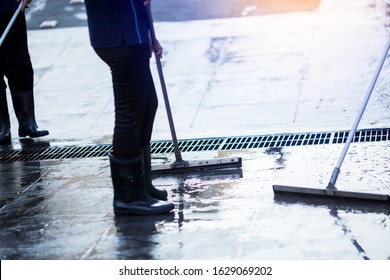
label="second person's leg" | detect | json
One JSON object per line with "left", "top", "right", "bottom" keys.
{"left": 4, "top": 13, "right": 48, "bottom": 138}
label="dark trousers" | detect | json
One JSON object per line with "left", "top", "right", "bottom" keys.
{"left": 0, "top": 12, "right": 34, "bottom": 93}
{"left": 94, "top": 44, "right": 158, "bottom": 159}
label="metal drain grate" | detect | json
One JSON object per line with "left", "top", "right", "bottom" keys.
{"left": 151, "top": 138, "right": 225, "bottom": 154}
{"left": 221, "top": 132, "right": 333, "bottom": 150}
{"left": 221, "top": 128, "right": 390, "bottom": 150}
{"left": 0, "top": 144, "right": 112, "bottom": 163}
{"left": 0, "top": 128, "right": 389, "bottom": 163}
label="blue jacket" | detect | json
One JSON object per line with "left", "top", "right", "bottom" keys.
{"left": 0, "top": 0, "right": 18, "bottom": 15}
{"left": 84, "top": 0, "right": 150, "bottom": 48}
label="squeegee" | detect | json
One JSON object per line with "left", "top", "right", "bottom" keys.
{"left": 0, "top": 2, "right": 23, "bottom": 47}
{"left": 145, "top": 4, "right": 242, "bottom": 173}
{"left": 273, "top": 36, "right": 390, "bottom": 203}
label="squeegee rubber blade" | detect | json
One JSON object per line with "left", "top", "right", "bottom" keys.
{"left": 152, "top": 157, "right": 242, "bottom": 174}
{"left": 273, "top": 185, "right": 390, "bottom": 203}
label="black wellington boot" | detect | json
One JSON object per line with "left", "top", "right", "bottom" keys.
{"left": 11, "top": 90, "right": 49, "bottom": 138}
{"left": 109, "top": 152, "right": 174, "bottom": 215}
{"left": 141, "top": 144, "right": 168, "bottom": 201}
{"left": 0, "top": 91, "right": 11, "bottom": 144}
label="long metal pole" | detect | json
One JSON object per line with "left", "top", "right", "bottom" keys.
{"left": 0, "top": 2, "right": 23, "bottom": 47}
{"left": 145, "top": 3, "right": 188, "bottom": 167}
{"left": 327, "top": 36, "right": 390, "bottom": 189}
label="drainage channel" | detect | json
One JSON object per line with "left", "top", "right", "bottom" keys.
{"left": 0, "top": 128, "right": 389, "bottom": 163}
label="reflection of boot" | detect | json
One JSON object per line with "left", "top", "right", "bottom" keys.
{"left": 141, "top": 144, "right": 168, "bottom": 201}
{"left": 114, "top": 213, "right": 175, "bottom": 259}
{"left": 109, "top": 152, "right": 174, "bottom": 215}
{"left": 0, "top": 91, "right": 11, "bottom": 144}
{"left": 11, "top": 90, "right": 49, "bottom": 138}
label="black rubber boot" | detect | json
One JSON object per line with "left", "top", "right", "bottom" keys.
{"left": 11, "top": 90, "right": 49, "bottom": 138}
{"left": 109, "top": 152, "right": 174, "bottom": 215}
{"left": 0, "top": 91, "right": 11, "bottom": 144}
{"left": 141, "top": 144, "right": 168, "bottom": 201}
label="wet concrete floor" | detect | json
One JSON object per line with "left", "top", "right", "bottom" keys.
{"left": 0, "top": 142, "right": 389, "bottom": 259}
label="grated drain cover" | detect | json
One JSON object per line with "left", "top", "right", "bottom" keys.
{"left": 0, "top": 128, "right": 388, "bottom": 163}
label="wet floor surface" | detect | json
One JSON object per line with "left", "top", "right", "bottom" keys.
{"left": 0, "top": 142, "right": 389, "bottom": 260}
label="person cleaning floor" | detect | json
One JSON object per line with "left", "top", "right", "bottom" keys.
{"left": 84, "top": 0, "right": 174, "bottom": 215}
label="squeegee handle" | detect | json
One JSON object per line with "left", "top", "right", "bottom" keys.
{"left": 145, "top": 3, "right": 184, "bottom": 163}
{"left": 0, "top": 2, "right": 23, "bottom": 47}
{"left": 328, "top": 36, "right": 390, "bottom": 188}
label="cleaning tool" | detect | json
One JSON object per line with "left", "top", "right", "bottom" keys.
{"left": 145, "top": 4, "right": 242, "bottom": 173}
{"left": 0, "top": 2, "right": 23, "bottom": 47}
{"left": 273, "top": 37, "right": 390, "bottom": 203}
